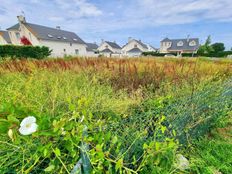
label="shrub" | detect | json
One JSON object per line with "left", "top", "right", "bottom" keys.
{"left": 0, "top": 45, "right": 51, "bottom": 59}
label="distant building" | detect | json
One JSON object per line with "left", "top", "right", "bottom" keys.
{"left": 160, "top": 37, "right": 200, "bottom": 55}
{"left": 86, "top": 42, "right": 99, "bottom": 57}
{"left": 122, "top": 38, "right": 148, "bottom": 57}
{"left": 0, "top": 30, "right": 11, "bottom": 45}
{"left": 7, "top": 15, "right": 87, "bottom": 57}
{"left": 98, "top": 40, "right": 121, "bottom": 57}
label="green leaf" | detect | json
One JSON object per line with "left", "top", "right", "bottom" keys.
{"left": 54, "top": 148, "right": 61, "bottom": 157}
{"left": 44, "top": 165, "right": 55, "bottom": 172}
{"left": 116, "top": 159, "right": 123, "bottom": 171}
{"left": 0, "top": 119, "right": 11, "bottom": 134}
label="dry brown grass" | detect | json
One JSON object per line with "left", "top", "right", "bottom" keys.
{"left": 0, "top": 57, "right": 231, "bottom": 92}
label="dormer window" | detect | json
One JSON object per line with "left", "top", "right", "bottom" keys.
{"left": 63, "top": 37, "right": 67, "bottom": 40}
{"left": 73, "top": 38, "right": 78, "bottom": 41}
{"left": 134, "top": 44, "right": 138, "bottom": 48}
{"left": 48, "top": 34, "right": 53, "bottom": 38}
{"left": 177, "top": 41, "right": 184, "bottom": 47}
{"left": 105, "top": 45, "right": 108, "bottom": 48}
{"left": 57, "top": 36, "right": 61, "bottom": 39}
{"left": 189, "top": 40, "right": 196, "bottom": 46}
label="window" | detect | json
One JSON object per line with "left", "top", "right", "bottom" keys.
{"left": 134, "top": 44, "right": 137, "bottom": 48}
{"left": 177, "top": 41, "right": 184, "bottom": 47}
{"left": 63, "top": 37, "right": 67, "bottom": 40}
{"left": 70, "top": 43, "right": 72, "bottom": 46}
{"left": 15, "top": 32, "right": 20, "bottom": 40}
{"left": 64, "top": 49, "right": 66, "bottom": 52}
{"left": 105, "top": 45, "right": 108, "bottom": 48}
{"left": 57, "top": 36, "right": 61, "bottom": 39}
{"left": 189, "top": 40, "right": 196, "bottom": 46}
{"left": 73, "top": 38, "right": 77, "bottom": 41}
{"left": 75, "top": 49, "right": 79, "bottom": 55}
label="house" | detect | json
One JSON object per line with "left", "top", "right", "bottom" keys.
{"left": 98, "top": 40, "right": 121, "bottom": 57}
{"left": 147, "top": 44, "right": 158, "bottom": 52}
{"left": 7, "top": 15, "right": 87, "bottom": 57}
{"left": 86, "top": 42, "right": 99, "bottom": 57}
{"left": 0, "top": 30, "right": 11, "bottom": 45}
{"left": 122, "top": 38, "right": 148, "bottom": 57}
{"left": 160, "top": 37, "right": 200, "bottom": 55}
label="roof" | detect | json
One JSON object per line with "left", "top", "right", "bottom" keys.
{"left": 100, "top": 48, "right": 113, "bottom": 53}
{"left": 7, "top": 23, "right": 86, "bottom": 44}
{"left": 127, "top": 47, "right": 143, "bottom": 53}
{"left": 0, "top": 30, "right": 11, "bottom": 43}
{"left": 105, "top": 41, "right": 121, "bottom": 49}
{"left": 123, "top": 39, "right": 148, "bottom": 49}
{"left": 161, "top": 38, "right": 171, "bottom": 42}
{"left": 167, "top": 38, "right": 200, "bottom": 51}
{"left": 86, "top": 43, "right": 98, "bottom": 52}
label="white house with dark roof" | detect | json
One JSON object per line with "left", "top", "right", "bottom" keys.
{"left": 160, "top": 37, "right": 200, "bottom": 55}
{"left": 122, "top": 38, "right": 149, "bottom": 57}
{"left": 0, "top": 30, "right": 11, "bottom": 45}
{"left": 7, "top": 15, "right": 87, "bottom": 57}
{"left": 98, "top": 40, "right": 121, "bottom": 57}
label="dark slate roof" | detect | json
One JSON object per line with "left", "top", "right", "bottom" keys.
{"left": 127, "top": 47, "right": 143, "bottom": 53}
{"left": 161, "top": 38, "right": 171, "bottom": 42}
{"left": 7, "top": 23, "right": 86, "bottom": 44}
{"left": 0, "top": 30, "right": 11, "bottom": 43}
{"left": 105, "top": 41, "right": 121, "bottom": 49}
{"left": 134, "top": 39, "right": 148, "bottom": 49}
{"left": 100, "top": 48, "right": 113, "bottom": 53}
{"left": 167, "top": 38, "right": 200, "bottom": 51}
{"left": 86, "top": 43, "right": 98, "bottom": 52}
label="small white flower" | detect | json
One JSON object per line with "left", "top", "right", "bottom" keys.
{"left": 19, "top": 116, "right": 38, "bottom": 135}
{"left": 176, "top": 154, "right": 190, "bottom": 171}
{"left": 80, "top": 115, "right": 85, "bottom": 123}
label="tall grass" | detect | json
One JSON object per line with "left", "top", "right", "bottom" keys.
{"left": 0, "top": 57, "right": 231, "bottom": 173}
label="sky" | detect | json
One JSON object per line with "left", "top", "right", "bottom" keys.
{"left": 0, "top": 0, "right": 232, "bottom": 49}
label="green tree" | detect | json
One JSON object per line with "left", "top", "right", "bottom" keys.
{"left": 211, "top": 43, "right": 225, "bottom": 53}
{"left": 197, "top": 35, "right": 214, "bottom": 55}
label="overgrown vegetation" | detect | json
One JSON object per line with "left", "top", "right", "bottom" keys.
{"left": 0, "top": 57, "right": 231, "bottom": 173}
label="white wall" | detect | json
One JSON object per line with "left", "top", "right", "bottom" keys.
{"left": 40, "top": 40, "right": 87, "bottom": 57}
{"left": 160, "top": 42, "right": 172, "bottom": 53}
{"left": 0, "top": 35, "right": 8, "bottom": 45}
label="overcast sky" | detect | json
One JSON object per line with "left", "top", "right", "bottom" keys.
{"left": 0, "top": 0, "right": 232, "bottom": 49}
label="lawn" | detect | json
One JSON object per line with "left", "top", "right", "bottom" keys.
{"left": 0, "top": 57, "right": 231, "bottom": 173}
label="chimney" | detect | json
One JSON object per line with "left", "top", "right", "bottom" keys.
{"left": 17, "top": 15, "right": 26, "bottom": 23}
{"left": 56, "top": 26, "right": 61, "bottom": 30}
{"left": 187, "top": 35, "right": 190, "bottom": 42}
{"left": 128, "top": 37, "right": 132, "bottom": 43}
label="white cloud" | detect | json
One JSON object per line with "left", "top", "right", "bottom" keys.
{"left": 55, "top": 0, "right": 102, "bottom": 18}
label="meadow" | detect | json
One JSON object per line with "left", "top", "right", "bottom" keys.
{"left": 0, "top": 57, "right": 231, "bottom": 173}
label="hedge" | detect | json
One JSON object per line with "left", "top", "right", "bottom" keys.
{"left": 142, "top": 51, "right": 232, "bottom": 58}
{"left": 0, "top": 45, "right": 51, "bottom": 59}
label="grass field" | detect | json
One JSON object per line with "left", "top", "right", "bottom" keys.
{"left": 0, "top": 57, "right": 231, "bottom": 173}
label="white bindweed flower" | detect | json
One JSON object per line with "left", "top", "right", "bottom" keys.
{"left": 176, "top": 154, "right": 190, "bottom": 171}
{"left": 19, "top": 116, "right": 38, "bottom": 135}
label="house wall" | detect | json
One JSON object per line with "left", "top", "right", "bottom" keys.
{"left": 40, "top": 40, "right": 87, "bottom": 57}
{"left": 8, "top": 24, "right": 40, "bottom": 45}
{"left": 0, "top": 35, "right": 8, "bottom": 45}
{"left": 122, "top": 40, "right": 147, "bottom": 54}
{"left": 160, "top": 41, "right": 172, "bottom": 53}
